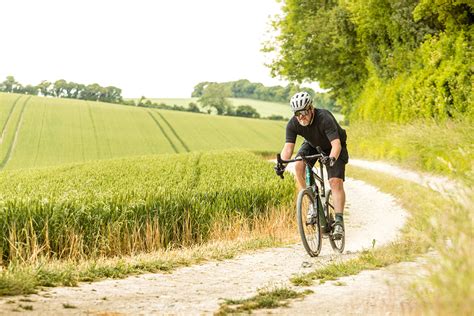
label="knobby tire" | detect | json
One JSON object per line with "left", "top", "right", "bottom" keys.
{"left": 296, "top": 188, "right": 322, "bottom": 257}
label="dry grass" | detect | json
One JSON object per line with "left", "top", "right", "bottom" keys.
{"left": 0, "top": 205, "right": 298, "bottom": 295}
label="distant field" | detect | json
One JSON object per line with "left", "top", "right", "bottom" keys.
{"left": 0, "top": 93, "right": 289, "bottom": 170}
{"left": 144, "top": 97, "right": 344, "bottom": 122}
{"left": 144, "top": 97, "right": 290, "bottom": 119}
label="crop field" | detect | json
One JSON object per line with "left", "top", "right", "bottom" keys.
{"left": 0, "top": 150, "right": 294, "bottom": 263}
{"left": 0, "top": 94, "right": 30, "bottom": 168}
{"left": 0, "top": 93, "right": 287, "bottom": 170}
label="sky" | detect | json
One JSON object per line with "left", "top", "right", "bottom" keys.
{"left": 0, "top": 0, "right": 321, "bottom": 98}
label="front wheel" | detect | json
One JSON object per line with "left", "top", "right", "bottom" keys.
{"left": 297, "top": 188, "right": 322, "bottom": 257}
{"left": 326, "top": 189, "right": 345, "bottom": 253}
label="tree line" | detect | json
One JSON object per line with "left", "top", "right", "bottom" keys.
{"left": 191, "top": 79, "right": 314, "bottom": 103}
{"left": 136, "top": 96, "right": 271, "bottom": 120}
{"left": 265, "top": 0, "right": 473, "bottom": 122}
{"left": 0, "top": 76, "right": 123, "bottom": 104}
{"left": 192, "top": 79, "right": 339, "bottom": 112}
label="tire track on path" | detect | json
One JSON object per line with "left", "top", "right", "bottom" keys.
{"left": 0, "top": 96, "right": 31, "bottom": 170}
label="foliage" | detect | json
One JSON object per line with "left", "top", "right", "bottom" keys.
{"left": 264, "top": 0, "right": 367, "bottom": 109}
{"left": 267, "top": 0, "right": 473, "bottom": 122}
{"left": 235, "top": 105, "right": 261, "bottom": 118}
{"left": 350, "top": 27, "right": 473, "bottom": 122}
{"left": 197, "top": 83, "right": 233, "bottom": 115}
{"left": 192, "top": 79, "right": 339, "bottom": 112}
{"left": 0, "top": 151, "right": 295, "bottom": 264}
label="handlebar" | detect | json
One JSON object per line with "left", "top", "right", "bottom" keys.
{"left": 277, "top": 146, "right": 327, "bottom": 164}
{"left": 275, "top": 146, "right": 328, "bottom": 179}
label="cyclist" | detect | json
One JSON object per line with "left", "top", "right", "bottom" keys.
{"left": 275, "top": 91, "right": 349, "bottom": 239}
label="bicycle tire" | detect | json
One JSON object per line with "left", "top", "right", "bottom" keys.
{"left": 326, "top": 189, "right": 345, "bottom": 253}
{"left": 296, "top": 188, "right": 322, "bottom": 257}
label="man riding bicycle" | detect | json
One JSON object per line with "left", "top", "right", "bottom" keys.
{"left": 275, "top": 91, "right": 349, "bottom": 239}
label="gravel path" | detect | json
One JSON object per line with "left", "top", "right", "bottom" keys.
{"left": 350, "top": 159, "right": 460, "bottom": 197}
{"left": 0, "top": 159, "right": 451, "bottom": 315}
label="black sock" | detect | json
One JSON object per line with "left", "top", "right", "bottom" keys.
{"left": 335, "top": 213, "right": 343, "bottom": 223}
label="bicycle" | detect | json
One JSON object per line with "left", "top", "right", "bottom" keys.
{"left": 276, "top": 148, "right": 345, "bottom": 257}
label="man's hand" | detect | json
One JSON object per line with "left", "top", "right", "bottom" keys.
{"left": 274, "top": 163, "right": 286, "bottom": 178}
{"left": 320, "top": 156, "right": 336, "bottom": 167}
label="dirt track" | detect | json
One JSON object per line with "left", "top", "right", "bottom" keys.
{"left": 0, "top": 159, "right": 448, "bottom": 315}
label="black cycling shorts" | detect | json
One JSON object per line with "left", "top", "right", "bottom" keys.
{"left": 296, "top": 142, "right": 348, "bottom": 181}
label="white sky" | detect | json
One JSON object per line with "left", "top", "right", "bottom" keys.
{"left": 0, "top": 0, "right": 322, "bottom": 98}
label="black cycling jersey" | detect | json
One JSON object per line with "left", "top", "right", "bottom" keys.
{"left": 286, "top": 108, "right": 348, "bottom": 163}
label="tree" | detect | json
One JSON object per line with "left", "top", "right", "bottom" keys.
{"left": 53, "top": 79, "right": 68, "bottom": 97}
{"left": 191, "top": 81, "right": 212, "bottom": 97}
{"left": 22, "top": 85, "right": 38, "bottom": 95}
{"left": 198, "top": 83, "right": 232, "bottom": 115}
{"left": 36, "top": 80, "right": 51, "bottom": 96}
{"left": 1, "top": 76, "right": 20, "bottom": 93}
{"left": 104, "top": 86, "right": 122, "bottom": 103}
{"left": 83, "top": 83, "right": 106, "bottom": 101}
{"left": 263, "top": 0, "right": 368, "bottom": 108}
{"left": 235, "top": 105, "right": 260, "bottom": 118}
{"left": 187, "top": 102, "right": 201, "bottom": 113}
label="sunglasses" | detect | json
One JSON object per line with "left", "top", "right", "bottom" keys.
{"left": 294, "top": 107, "right": 311, "bottom": 117}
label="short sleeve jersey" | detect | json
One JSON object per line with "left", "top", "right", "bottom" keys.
{"left": 286, "top": 109, "right": 347, "bottom": 157}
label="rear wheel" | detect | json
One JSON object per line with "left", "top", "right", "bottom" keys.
{"left": 296, "top": 188, "right": 322, "bottom": 257}
{"left": 326, "top": 190, "right": 345, "bottom": 253}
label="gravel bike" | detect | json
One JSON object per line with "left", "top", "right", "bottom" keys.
{"left": 276, "top": 148, "right": 345, "bottom": 257}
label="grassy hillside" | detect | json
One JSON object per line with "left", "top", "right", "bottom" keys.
{"left": 0, "top": 93, "right": 287, "bottom": 170}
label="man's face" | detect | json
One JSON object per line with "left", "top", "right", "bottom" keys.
{"left": 295, "top": 106, "right": 313, "bottom": 126}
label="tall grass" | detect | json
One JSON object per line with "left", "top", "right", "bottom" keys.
{"left": 0, "top": 150, "right": 294, "bottom": 265}
{"left": 0, "top": 204, "right": 298, "bottom": 295}
{"left": 348, "top": 119, "right": 473, "bottom": 185}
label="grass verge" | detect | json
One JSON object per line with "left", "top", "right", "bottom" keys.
{"left": 216, "top": 286, "right": 313, "bottom": 315}
{"left": 348, "top": 120, "right": 473, "bottom": 186}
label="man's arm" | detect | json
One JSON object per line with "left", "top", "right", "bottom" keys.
{"left": 329, "top": 138, "right": 342, "bottom": 160}
{"left": 280, "top": 142, "right": 295, "bottom": 160}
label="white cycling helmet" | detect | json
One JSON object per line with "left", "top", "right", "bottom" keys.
{"left": 290, "top": 91, "right": 312, "bottom": 112}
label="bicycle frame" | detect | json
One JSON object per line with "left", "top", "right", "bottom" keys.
{"left": 277, "top": 152, "right": 330, "bottom": 230}
{"left": 306, "top": 161, "right": 326, "bottom": 198}
{"left": 305, "top": 162, "right": 329, "bottom": 230}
